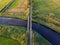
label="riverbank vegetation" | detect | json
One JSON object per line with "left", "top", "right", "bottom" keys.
{"left": 0, "top": 24, "right": 51, "bottom": 45}
{"left": 32, "top": 0, "right": 60, "bottom": 33}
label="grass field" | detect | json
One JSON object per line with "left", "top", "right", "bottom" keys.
{"left": 0, "top": 0, "right": 28, "bottom": 20}
{"left": 32, "top": 0, "right": 60, "bottom": 33}
{"left": 0, "top": 0, "right": 21, "bottom": 9}
{"left": 0, "top": 24, "right": 51, "bottom": 45}
{"left": 0, "top": 37, "right": 20, "bottom": 45}
{"left": 0, "top": 0, "right": 11, "bottom": 10}
{"left": 9, "top": 0, "right": 21, "bottom": 8}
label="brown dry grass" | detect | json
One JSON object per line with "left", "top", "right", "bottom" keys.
{"left": 53, "top": 0, "right": 60, "bottom": 4}
{"left": 8, "top": 0, "right": 28, "bottom": 13}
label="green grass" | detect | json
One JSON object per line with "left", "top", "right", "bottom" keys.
{"left": 0, "top": 0, "right": 21, "bottom": 9}
{"left": 0, "top": 37, "right": 20, "bottom": 45}
{"left": 9, "top": 0, "right": 21, "bottom": 8}
{"left": 32, "top": 0, "right": 60, "bottom": 33}
{"left": 0, "top": 0, "right": 11, "bottom": 10}
{"left": 0, "top": 24, "right": 51, "bottom": 45}
{"left": 0, "top": 24, "right": 27, "bottom": 45}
